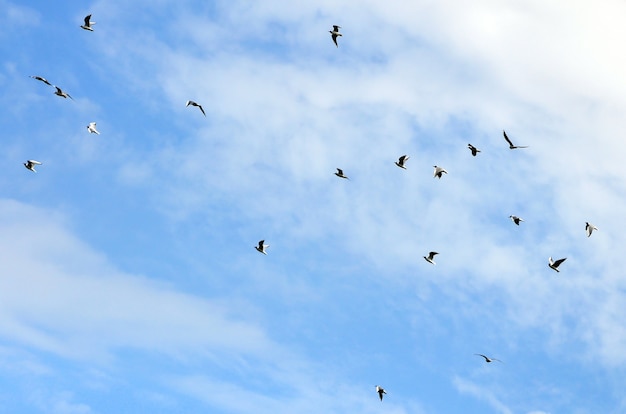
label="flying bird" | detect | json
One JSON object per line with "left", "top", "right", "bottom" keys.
{"left": 423, "top": 251, "right": 438, "bottom": 265}
{"left": 475, "top": 354, "right": 502, "bottom": 363}
{"left": 335, "top": 168, "right": 349, "bottom": 179}
{"left": 329, "top": 25, "right": 342, "bottom": 47}
{"left": 509, "top": 215, "right": 524, "bottom": 225}
{"left": 433, "top": 165, "right": 447, "bottom": 178}
{"left": 23, "top": 160, "right": 42, "bottom": 172}
{"left": 30, "top": 75, "right": 52, "bottom": 86}
{"left": 585, "top": 222, "right": 598, "bottom": 237}
{"left": 186, "top": 100, "right": 206, "bottom": 116}
{"left": 467, "top": 143, "right": 481, "bottom": 156}
{"left": 375, "top": 385, "right": 386, "bottom": 401}
{"left": 255, "top": 240, "right": 269, "bottom": 255}
{"left": 395, "top": 155, "right": 409, "bottom": 169}
{"left": 81, "top": 14, "right": 96, "bottom": 31}
{"left": 548, "top": 257, "right": 567, "bottom": 272}
{"left": 86, "top": 122, "right": 100, "bottom": 134}
{"left": 503, "top": 130, "right": 528, "bottom": 149}
{"left": 53, "top": 86, "right": 73, "bottom": 100}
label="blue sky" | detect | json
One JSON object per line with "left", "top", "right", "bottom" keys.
{"left": 1, "top": 0, "right": 626, "bottom": 413}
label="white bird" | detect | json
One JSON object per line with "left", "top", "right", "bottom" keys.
{"left": 335, "top": 168, "right": 349, "bottom": 180}
{"left": 375, "top": 385, "right": 386, "bottom": 401}
{"left": 475, "top": 354, "right": 502, "bottom": 363}
{"left": 395, "top": 155, "right": 409, "bottom": 169}
{"left": 53, "top": 86, "right": 73, "bottom": 100}
{"left": 329, "top": 25, "right": 342, "bottom": 47}
{"left": 186, "top": 100, "right": 206, "bottom": 116}
{"left": 24, "top": 160, "right": 42, "bottom": 172}
{"left": 423, "top": 251, "right": 438, "bottom": 265}
{"left": 255, "top": 240, "right": 269, "bottom": 255}
{"left": 433, "top": 165, "right": 447, "bottom": 179}
{"left": 509, "top": 215, "right": 524, "bottom": 225}
{"left": 548, "top": 257, "right": 567, "bottom": 272}
{"left": 585, "top": 222, "right": 598, "bottom": 237}
{"left": 503, "top": 130, "right": 528, "bottom": 149}
{"left": 81, "top": 14, "right": 96, "bottom": 31}
{"left": 86, "top": 122, "right": 100, "bottom": 134}
{"left": 30, "top": 75, "right": 52, "bottom": 86}
{"left": 467, "top": 143, "right": 481, "bottom": 156}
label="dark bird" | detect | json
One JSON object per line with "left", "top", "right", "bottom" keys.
{"left": 30, "top": 75, "right": 52, "bottom": 86}
{"left": 329, "top": 25, "right": 342, "bottom": 47}
{"left": 395, "top": 155, "right": 409, "bottom": 169}
{"left": 186, "top": 100, "right": 206, "bottom": 116}
{"left": 585, "top": 222, "right": 598, "bottom": 237}
{"left": 335, "top": 168, "right": 349, "bottom": 179}
{"left": 509, "top": 215, "right": 524, "bottom": 225}
{"left": 467, "top": 143, "right": 481, "bottom": 156}
{"left": 23, "top": 160, "right": 42, "bottom": 172}
{"left": 81, "top": 14, "right": 96, "bottom": 31}
{"left": 548, "top": 257, "right": 567, "bottom": 272}
{"left": 423, "top": 251, "right": 438, "bottom": 265}
{"left": 53, "top": 86, "right": 73, "bottom": 100}
{"left": 475, "top": 354, "right": 502, "bottom": 363}
{"left": 255, "top": 240, "right": 269, "bottom": 255}
{"left": 375, "top": 385, "right": 386, "bottom": 401}
{"left": 503, "top": 130, "right": 528, "bottom": 149}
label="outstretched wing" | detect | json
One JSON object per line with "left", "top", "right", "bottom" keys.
{"left": 503, "top": 130, "right": 514, "bottom": 147}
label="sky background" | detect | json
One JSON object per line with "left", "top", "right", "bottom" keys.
{"left": 1, "top": 0, "right": 626, "bottom": 413}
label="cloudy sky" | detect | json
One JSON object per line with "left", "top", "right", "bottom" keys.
{"left": 1, "top": 0, "right": 626, "bottom": 413}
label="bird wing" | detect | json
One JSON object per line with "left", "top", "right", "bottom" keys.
{"left": 199, "top": 105, "right": 206, "bottom": 116}
{"left": 332, "top": 34, "right": 338, "bottom": 47}
{"left": 258, "top": 240, "right": 265, "bottom": 249}
{"left": 28, "top": 160, "right": 42, "bottom": 165}
{"left": 429, "top": 252, "right": 439, "bottom": 258}
{"left": 336, "top": 168, "right": 343, "bottom": 175}
{"left": 475, "top": 354, "right": 489, "bottom": 361}
{"left": 84, "top": 15, "right": 91, "bottom": 26}
{"left": 553, "top": 258, "right": 567, "bottom": 267}
{"left": 503, "top": 130, "right": 514, "bottom": 147}
{"left": 333, "top": 25, "right": 341, "bottom": 31}
{"left": 186, "top": 100, "right": 192, "bottom": 107}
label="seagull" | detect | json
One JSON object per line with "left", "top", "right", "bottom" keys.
{"left": 86, "top": 122, "right": 100, "bottom": 134}
{"left": 335, "top": 168, "right": 349, "bottom": 179}
{"left": 395, "top": 155, "right": 409, "bottom": 169}
{"left": 30, "top": 75, "right": 52, "bottom": 86}
{"left": 186, "top": 100, "right": 206, "bottom": 116}
{"left": 548, "top": 257, "right": 567, "bottom": 272}
{"left": 467, "top": 144, "right": 481, "bottom": 156}
{"left": 375, "top": 385, "right": 386, "bottom": 401}
{"left": 255, "top": 240, "right": 269, "bottom": 255}
{"left": 585, "top": 222, "right": 598, "bottom": 237}
{"left": 53, "top": 86, "right": 73, "bottom": 100}
{"left": 433, "top": 165, "right": 447, "bottom": 179}
{"left": 475, "top": 354, "right": 502, "bottom": 363}
{"left": 23, "top": 160, "right": 42, "bottom": 172}
{"left": 329, "top": 25, "right": 342, "bottom": 47}
{"left": 81, "top": 14, "right": 96, "bottom": 31}
{"left": 423, "top": 251, "right": 438, "bottom": 265}
{"left": 503, "top": 130, "right": 528, "bottom": 149}
{"left": 509, "top": 215, "right": 524, "bottom": 225}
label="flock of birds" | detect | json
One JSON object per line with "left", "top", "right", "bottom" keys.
{"left": 23, "top": 16, "right": 601, "bottom": 404}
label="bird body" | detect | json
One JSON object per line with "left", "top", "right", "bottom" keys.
{"left": 24, "top": 160, "right": 42, "bottom": 172}
{"left": 548, "top": 257, "right": 567, "bottom": 272}
{"left": 54, "top": 86, "right": 73, "bottom": 100}
{"left": 255, "top": 240, "right": 269, "bottom": 255}
{"left": 423, "top": 251, "right": 438, "bottom": 265}
{"left": 503, "top": 130, "right": 528, "bottom": 149}
{"left": 467, "top": 143, "right": 481, "bottom": 156}
{"left": 30, "top": 75, "right": 52, "bottom": 86}
{"left": 475, "top": 354, "right": 502, "bottom": 363}
{"left": 509, "top": 215, "right": 524, "bottom": 225}
{"left": 335, "top": 168, "right": 349, "bottom": 179}
{"left": 375, "top": 385, "right": 386, "bottom": 401}
{"left": 585, "top": 222, "right": 598, "bottom": 237}
{"left": 87, "top": 122, "right": 100, "bottom": 134}
{"left": 395, "top": 155, "right": 409, "bottom": 169}
{"left": 186, "top": 100, "right": 206, "bottom": 116}
{"left": 81, "top": 14, "right": 95, "bottom": 31}
{"left": 433, "top": 165, "right": 447, "bottom": 178}
{"left": 329, "top": 25, "right": 342, "bottom": 47}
